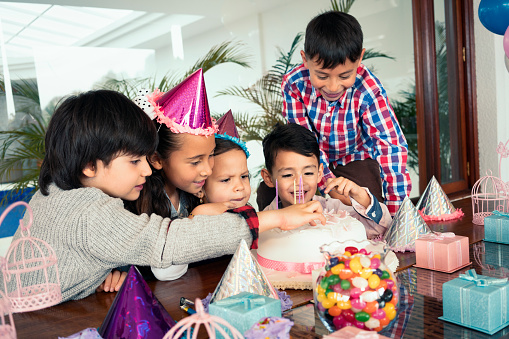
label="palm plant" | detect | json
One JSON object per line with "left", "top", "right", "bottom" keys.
{"left": 0, "top": 40, "right": 251, "bottom": 206}
{"left": 98, "top": 40, "right": 251, "bottom": 99}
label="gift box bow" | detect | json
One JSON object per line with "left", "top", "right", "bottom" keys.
{"left": 418, "top": 232, "right": 455, "bottom": 241}
{"left": 492, "top": 210, "right": 509, "bottom": 218}
{"left": 459, "top": 269, "right": 508, "bottom": 287}
{"left": 214, "top": 294, "right": 266, "bottom": 310}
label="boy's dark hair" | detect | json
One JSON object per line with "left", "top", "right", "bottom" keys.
{"left": 263, "top": 123, "right": 320, "bottom": 174}
{"left": 39, "top": 90, "right": 157, "bottom": 195}
{"left": 304, "top": 11, "right": 363, "bottom": 68}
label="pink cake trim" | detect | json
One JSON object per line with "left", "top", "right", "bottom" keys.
{"left": 257, "top": 254, "right": 324, "bottom": 274}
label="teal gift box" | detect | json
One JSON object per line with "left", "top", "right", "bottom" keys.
{"left": 209, "top": 292, "right": 281, "bottom": 338}
{"left": 484, "top": 242, "right": 509, "bottom": 267}
{"left": 439, "top": 269, "right": 509, "bottom": 335}
{"left": 484, "top": 211, "right": 509, "bottom": 244}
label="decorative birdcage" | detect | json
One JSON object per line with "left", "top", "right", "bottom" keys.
{"left": 0, "top": 290, "right": 16, "bottom": 339}
{"left": 471, "top": 171, "right": 509, "bottom": 225}
{"left": 0, "top": 201, "right": 62, "bottom": 313}
{"left": 163, "top": 298, "right": 243, "bottom": 339}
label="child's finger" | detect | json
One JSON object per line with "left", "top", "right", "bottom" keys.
{"left": 115, "top": 272, "right": 127, "bottom": 291}
{"left": 111, "top": 270, "right": 121, "bottom": 287}
{"left": 103, "top": 273, "right": 113, "bottom": 292}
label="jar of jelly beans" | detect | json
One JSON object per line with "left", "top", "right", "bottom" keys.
{"left": 314, "top": 240, "right": 399, "bottom": 332}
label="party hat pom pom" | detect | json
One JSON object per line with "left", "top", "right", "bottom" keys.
{"left": 416, "top": 176, "right": 464, "bottom": 221}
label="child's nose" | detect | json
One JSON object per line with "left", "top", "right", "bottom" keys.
{"left": 141, "top": 158, "right": 152, "bottom": 176}
{"left": 201, "top": 162, "right": 213, "bottom": 177}
{"left": 234, "top": 179, "right": 245, "bottom": 191}
{"left": 327, "top": 78, "right": 341, "bottom": 93}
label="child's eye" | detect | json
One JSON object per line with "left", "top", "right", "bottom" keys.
{"left": 131, "top": 160, "right": 141, "bottom": 165}
{"left": 317, "top": 76, "right": 327, "bottom": 80}
{"left": 282, "top": 174, "right": 292, "bottom": 178}
{"left": 191, "top": 161, "right": 200, "bottom": 166}
{"left": 340, "top": 76, "right": 350, "bottom": 80}
{"left": 221, "top": 178, "right": 230, "bottom": 183}
{"left": 242, "top": 174, "right": 250, "bottom": 180}
{"left": 304, "top": 172, "right": 315, "bottom": 176}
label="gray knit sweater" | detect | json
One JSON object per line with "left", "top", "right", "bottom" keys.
{"left": 13, "top": 184, "right": 253, "bottom": 302}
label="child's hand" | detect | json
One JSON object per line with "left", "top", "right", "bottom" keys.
{"left": 324, "top": 177, "right": 370, "bottom": 208}
{"left": 190, "top": 202, "right": 237, "bottom": 218}
{"left": 96, "top": 270, "right": 127, "bottom": 293}
{"left": 258, "top": 201, "right": 326, "bottom": 232}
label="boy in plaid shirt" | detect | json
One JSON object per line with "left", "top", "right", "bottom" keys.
{"left": 280, "top": 10, "right": 411, "bottom": 216}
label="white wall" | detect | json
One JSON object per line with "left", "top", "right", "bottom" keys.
{"left": 473, "top": 0, "right": 509, "bottom": 183}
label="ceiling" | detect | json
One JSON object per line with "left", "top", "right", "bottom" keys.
{"left": 0, "top": 0, "right": 292, "bottom": 69}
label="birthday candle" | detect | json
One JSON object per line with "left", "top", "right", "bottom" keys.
{"left": 293, "top": 179, "right": 296, "bottom": 205}
{"left": 299, "top": 175, "right": 303, "bottom": 204}
{"left": 275, "top": 179, "right": 278, "bottom": 210}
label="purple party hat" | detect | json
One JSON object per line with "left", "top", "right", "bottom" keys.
{"left": 210, "top": 239, "right": 279, "bottom": 303}
{"left": 416, "top": 176, "right": 464, "bottom": 221}
{"left": 98, "top": 266, "right": 176, "bottom": 339}
{"left": 382, "top": 196, "right": 431, "bottom": 252}
{"left": 215, "top": 110, "right": 250, "bottom": 158}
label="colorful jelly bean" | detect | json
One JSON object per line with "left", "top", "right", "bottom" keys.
{"left": 350, "top": 287, "right": 362, "bottom": 299}
{"left": 336, "top": 300, "right": 352, "bottom": 310}
{"left": 339, "top": 268, "right": 353, "bottom": 280}
{"left": 344, "top": 246, "right": 359, "bottom": 254}
{"left": 358, "top": 248, "right": 369, "bottom": 255}
{"left": 368, "top": 274, "right": 381, "bottom": 289}
{"left": 328, "top": 274, "right": 340, "bottom": 285}
{"left": 360, "top": 256, "right": 371, "bottom": 268}
{"left": 362, "top": 300, "right": 378, "bottom": 314}
{"left": 353, "top": 320, "right": 366, "bottom": 329}
{"left": 321, "top": 298, "right": 335, "bottom": 309}
{"left": 382, "top": 288, "right": 393, "bottom": 302}
{"left": 342, "top": 309, "right": 356, "bottom": 322}
{"left": 351, "top": 298, "right": 367, "bottom": 310}
{"left": 359, "top": 268, "right": 373, "bottom": 279}
{"left": 372, "top": 308, "right": 386, "bottom": 320}
{"left": 329, "top": 256, "right": 339, "bottom": 266}
{"left": 360, "top": 290, "right": 378, "bottom": 303}
{"left": 328, "top": 305, "right": 342, "bottom": 317}
{"left": 365, "top": 318, "right": 380, "bottom": 329}
{"left": 381, "top": 270, "right": 391, "bottom": 279}
{"left": 340, "top": 279, "right": 351, "bottom": 290}
{"left": 386, "top": 279, "right": 395, "bottom": 289}
{"left": 354, "top": 311, "right": 370, "bottom": 322}
{"left": 349, "top": 257, "right": 362, "bottom": 273}
{"left": 374, "top": 268, "right": 383, "bottom": 277}
{"left": 370, "top": 257, "right": 381, "bottom": 269}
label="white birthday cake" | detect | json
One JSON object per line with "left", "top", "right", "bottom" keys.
{"left": 255, "top": 211, "right": 398, "bottom": 290}
{"left": 257, "top": 211, "right": 367, "bottom": 273}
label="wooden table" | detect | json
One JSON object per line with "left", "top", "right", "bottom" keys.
{"left": 11, "top": 197, "right": 509, "bottom": 338}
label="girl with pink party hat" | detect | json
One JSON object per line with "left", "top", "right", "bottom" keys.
{"left": 129, "top": 69, "right": 324, "bottom": 282}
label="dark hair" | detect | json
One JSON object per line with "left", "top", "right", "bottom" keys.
{"left": 214, "top": 137, "right": 245, "bottom": 157}
{"left": 304, "top": 11, "right": 363, "bottom": 68}
{"left": 125, "top": 123, "right": 201, "bottom": 218}
{"left": 263, "top": 123, "right": 320, "bottom": 174}
{"left": 39, "top": 90, "right": 157, "bottom": 195}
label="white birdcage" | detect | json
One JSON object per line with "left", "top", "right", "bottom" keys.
{"left": 471, "top": 171, "right": 509, "bottom": 225}
{"left": 1, "top": 201, "right": 62, "bottom": 312}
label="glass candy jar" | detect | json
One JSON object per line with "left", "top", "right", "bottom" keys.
{"left": 314, "top": 240, "right": 399, "bottom": 332}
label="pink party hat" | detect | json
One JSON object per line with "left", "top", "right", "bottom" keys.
{"left": 210, "top": 239, "right": 279, "bottom": 303}
{"left": 382, "top": 196, "right": 431, "bottom": 252}
{"left": 155, "top": 68, "right": 217, "bottom": 136}
{"left": 416, "top": 176, "right": 464, "bottom": 221}
{"left": 99, "top": 266, "right": 176, "bottom": 339}
{"left": 215, "top": 110, "right": 250, "bottom": 157}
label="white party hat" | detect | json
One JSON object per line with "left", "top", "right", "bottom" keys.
{"left": 209, "top": 239, "right": 279, "bottom": 303}
{"left": 383, "top": 196, "right": 431, "bottom": 252}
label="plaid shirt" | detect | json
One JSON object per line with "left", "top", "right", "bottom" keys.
{"left": 282, "top": 63, "right": 411, "bottom": 215}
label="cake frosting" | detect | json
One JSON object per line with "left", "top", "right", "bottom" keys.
{"left": 257, "top": 211, "right": 367, "bottom": 274}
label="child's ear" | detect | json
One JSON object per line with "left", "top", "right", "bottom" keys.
{"left": 357, "top": 48, "right": 366, "bottom": 66}
{"left": 82, "top": 162, "right": 96, "bottom": 178}
{"left": 261, "top": 169, "right": 275, "bottom": 188}
{"left": 148, "top": 153, "right": 163, "bottom": 170}
{"left": 317, "top": 163, "right": 324, "bottom": 183}
{"left": 300, "top": 50, "right": 308, "bottom": 68}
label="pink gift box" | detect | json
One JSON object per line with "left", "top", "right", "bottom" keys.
{"left": 414, "top": 232, "right": 470, "bottom": 273}
{"left": 324, "top": 326, "right": 389, "bottom": 338}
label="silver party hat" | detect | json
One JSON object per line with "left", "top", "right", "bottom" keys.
{"left": 210, "top": 239, "right": 279, "bottom": 303}
{"left": 416, "top": 176, "right": 464, "bottom": 221}
{"left": 383, "top": 196, "right": 431, "bottom": 252}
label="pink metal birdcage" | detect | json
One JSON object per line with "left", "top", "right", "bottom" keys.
{"left": 0, "top": 201, "right": 62, "bottom": 313}
{"left": 163, "top": 298, "right": 243, "bottom": 339}
{"left": 471, "top": 171, "right": 509, "bottom": 225}
{"left": 0, "top": 289, "right": 16, "bottom": 339}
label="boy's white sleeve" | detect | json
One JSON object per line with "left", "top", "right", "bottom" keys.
{"left": 151, "top": 264, "right": 188, "bottom": 281}
{"left": 350, "top": 187, "right": 392, "bottom": 228}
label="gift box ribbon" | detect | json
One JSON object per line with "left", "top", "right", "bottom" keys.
{"left": 492, "top": 210, "right": 509, "bottom": 218}
{"left": 458, "top": 270, "right": 508, "bottom": 326}
{"left": 214, "top": 294, "right": 266, "bottom": 310}
{"left": 491, "top": 211, "right": 509, "bottom": 241}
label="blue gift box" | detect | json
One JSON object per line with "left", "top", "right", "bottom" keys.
{"left": 439, "top": 269, "right": 509, "bottom": 335}
{"left": 484, "top": 242, "right": 509, "bottom": 268}
{"left": 209, "top": 292, "right": 281, "bottom": 338}
{"left": 484, "top": 211, "right": 509, "bottom": 244}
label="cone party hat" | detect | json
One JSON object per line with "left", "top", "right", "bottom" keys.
{"left": 138, "top": 68, "right": 218, "bottom": 136}
{"left": 99, "top": 266, "right": 176, "bottom": 339}
{"left": 382, "top": 196, "right": 431, "bottom": 252}
{"left": 416, "top": 176, "right": 464, "bottom": 221}
{"left": 215, "top": 110, "right": 250, "bottom": 157}
{"left": 209, "top": 239, "right": 279, "bottom": 303}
